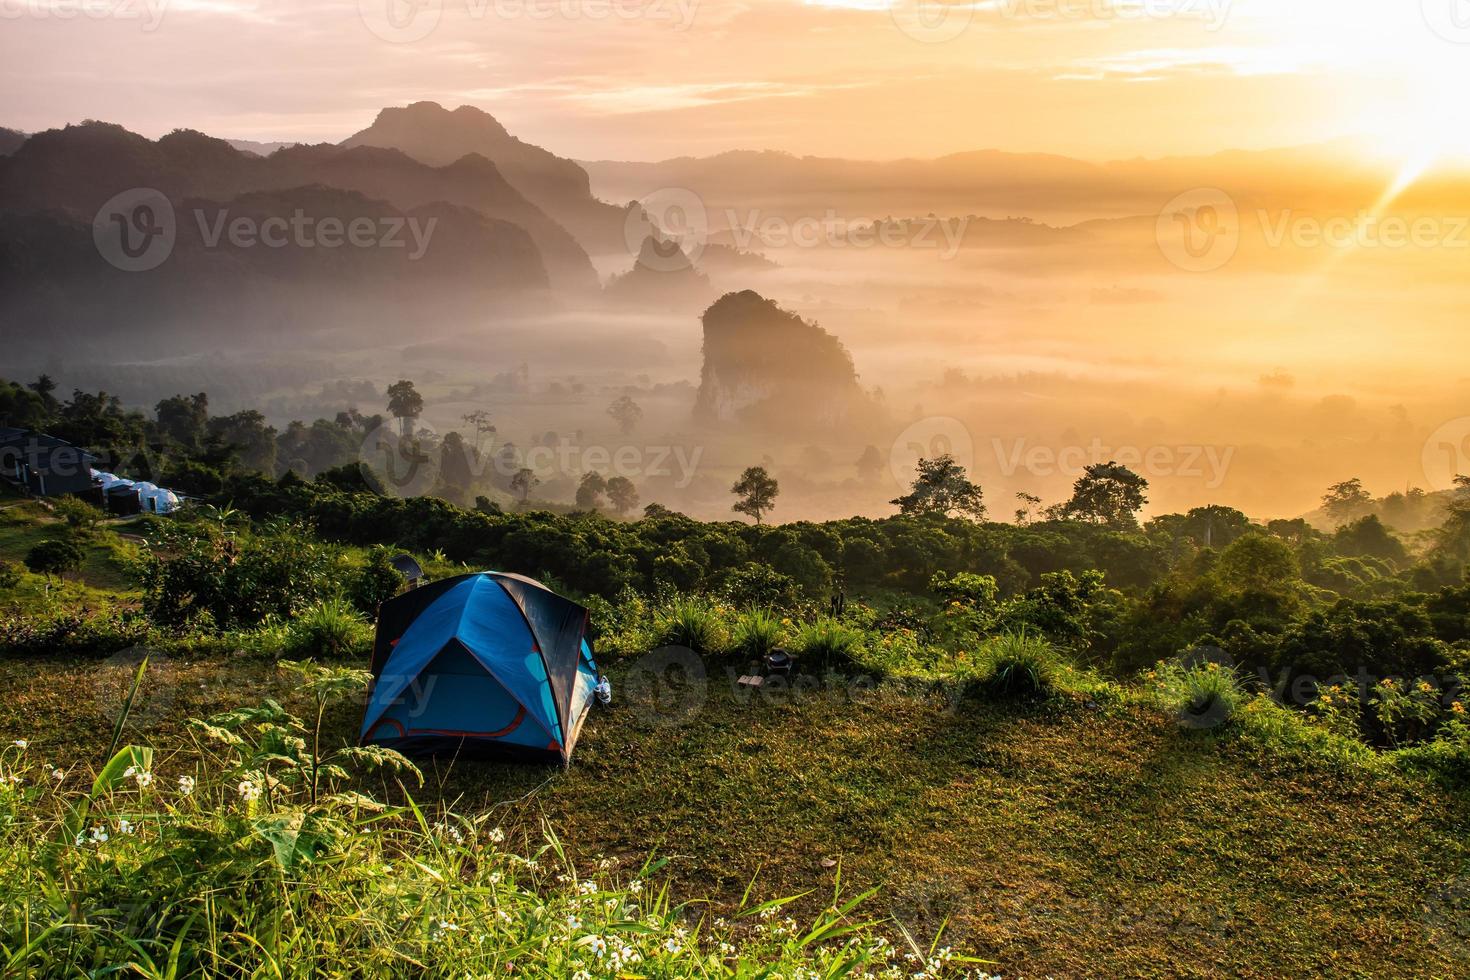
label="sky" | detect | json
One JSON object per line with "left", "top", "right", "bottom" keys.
{"left": 3, "top": 0, "right": 1469, "bottom": 162}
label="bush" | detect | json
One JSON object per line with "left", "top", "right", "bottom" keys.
{"left": 50, "top": 495, "right": 104, "bottom": 536}
{"left": 793, "top": 617, "right": 863, "bottom": 671}
{"left": 732, "top": 608, "right": 787, "bottom": 659}
{"left": 25, "top": 537, "right": 85, "bottom": 582}
{"left": 722, "top": 563, "right": 800, "bottom": 609}
{"left": 285, "top": 597, "right": 373, "bottom": 659}
{"left": 1175, "top": 662, "right": 1243, "bottom": 730}
{"left": 0, "top": 611, "right": 151, "bottom": 657}
{"left": 651, "top": 595, "right": 727, "bottom": 654}
{"left": 0, "top": 559, "right": 20, "bottom": 592}
{"left": 972, "top": 631, "right": 1063, "bottom": 699}
{"left": 350, "top": 546, "right": 405, "bottom": 615}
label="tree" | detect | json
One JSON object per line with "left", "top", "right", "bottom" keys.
{"left": 1214, "top": 533, "right": 1299, "bottom": 594}
{"left": 731, "top": 466, "right": 779, "bottom": 524}
{"left": 386, "top": 380, "right": 424, "bottom": 437}
{"left": 28, "top": 374, "right": 59, "bottom": 414}
{"left": 51, "top": 496, "right": 103, "bottom": 538}
{"left": 509, "top": 467, "right": 539, "bottom": 505}
{"left": 575, "top": 472, "right": 607, "bottom": 510}
{"left": 855, "top": 445, "right": 885, "bottom": 481}
{"left": 206, "top": 410, "right": 277, "bottom": 475}
{"left": 461, "top": 409, "right": 497, "bottom": 452}
{"left": 155, "top": 392, "right": 209, "bottom": 452}
{"left": 605, "top": 476, "right": 639, "bottom": 516}
{"left": 890, "top": 454, "right": 986, "bottom": 520}
{"left": 1321, "top": 478, "right": 1373, "bottom": 527}
{"left": 1014, "top": 491, "right": 1042, "bottom": 525}
{"left": 1061, "top": 461, "right": 1148, "bottom": 529}
{"left": 436, "top": 431, "right": 477, "bottom": 504}
{"left": 607, "top": 394, "right": 643, "bottom": 435}
{"left": 26, "top": 538, "right": 84, "bottom": 584}
{"left": 1333, "top": 514, "right": 1407, "bottom": 564}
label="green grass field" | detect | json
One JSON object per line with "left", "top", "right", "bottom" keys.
{"left": 3, "top": 649, "right": 1467, "bottom": 978}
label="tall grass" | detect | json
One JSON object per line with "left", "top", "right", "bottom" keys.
{"left": 651, "top": 596, "right": 728, "bottom": 654}
{"left": 1174, "top": 663, "right": 1243, "bottom": 730}
{"left": 794, "top": 617, "right": 865, "bottom": 671}
{"left": 731, "top": 608, "right": 786, "bottom": 659}
{"left": 0, "top": 666, "right": 987, "bottom": 979}
{"left": 285, "top": 596, "right": 373, "bottom": 658}
{"left": 971, "top": 632, "right": 1063, "bottom": 699}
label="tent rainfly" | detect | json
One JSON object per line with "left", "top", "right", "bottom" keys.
{"left": 360, "top": 572, "right": 602, "bottom": 764}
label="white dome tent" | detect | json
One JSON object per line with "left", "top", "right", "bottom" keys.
{"left": 133, "top": 482, "right": 181, "bottom": 515}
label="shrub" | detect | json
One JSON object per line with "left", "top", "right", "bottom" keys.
{"left": 972, "top": 631, "right": 1063, "bottom": 699}
{"left": 0, "top": 559, "right": 20, "bottom": 592}
{"left": 0, "top": 611, "right": 151, "bottom": 657}
{"left": 50, "top": 495, "right": 104, "bottom": 537}
{"left": 350, "top": 546, "right": 405, "bottom": 615}
{"left": 651, "top": 595, "right": 727, "bottom": 654}
{"left": 793, "top": 617, "right": 863, "bottom": 670}
{"left": 285, "top": 597, "right": 373, "bottom": 659}
{"left": 25, "top": 538, "right": 85, "bottom": 582}
{"left": 722, "top": 563, "right": 800, "bottom": 609}
{"left": 1175, "top": 663, "right": 1243, "bottom": 730}
{"left": 732, "top": 608, "right": 787, "bottom": 659}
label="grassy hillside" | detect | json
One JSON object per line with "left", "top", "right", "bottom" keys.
{"left": 3, "top": 500, "right": 1470, "bottom": 976}
{"left": 3, "top": 648, "right": 1467, "bottom": 977}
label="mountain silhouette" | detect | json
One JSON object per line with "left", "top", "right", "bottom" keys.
{"left": 0, "top": 122, "right": 595, "bottom": 293}
{"left": 343, "top": 102, "right": 632, "bottom": 254}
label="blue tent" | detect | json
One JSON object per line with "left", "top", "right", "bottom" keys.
{"left": 361, "top": 571, "right": 600, "bottom": 764}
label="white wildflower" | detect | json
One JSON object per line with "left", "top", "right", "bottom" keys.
{"left": 237, "top": 778, "right": 261, "bottom": 802}
{"left": 488, "top": 827, "right": 505, "bottom": 844}
{"left": 12, "top": 739, "right": 27, "bottom": 749}
{"left": 177, "top": 775, "right": 195, "bottom": 795}
{"left": 117, "top": 819, "right": 135, "bottom": 835}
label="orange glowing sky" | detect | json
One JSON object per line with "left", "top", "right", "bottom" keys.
{"left": 3, "top": 0, "right": 1469, "bottom": 164}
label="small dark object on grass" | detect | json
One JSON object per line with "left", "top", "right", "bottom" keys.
{"left": 765, "top": 649, "right": 792, "bottom": 675}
